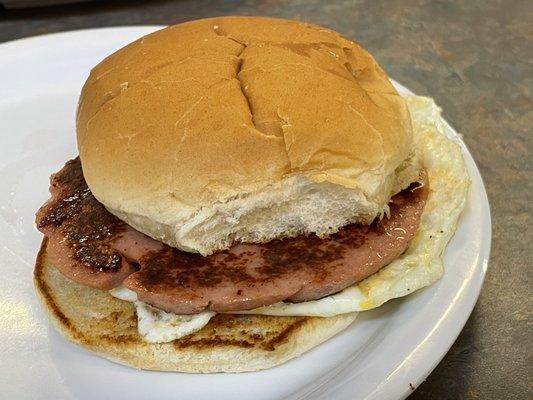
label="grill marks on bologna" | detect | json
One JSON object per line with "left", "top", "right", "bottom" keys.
{"left": 36, "top": 158, "right": 428, "bottom": 314}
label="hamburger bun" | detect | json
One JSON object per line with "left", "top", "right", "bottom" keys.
{"left": 34, "top": 238, "right": 357, "bottom": 372}
{"left": 77, "top": 16, "right": 418, "bottom": 255}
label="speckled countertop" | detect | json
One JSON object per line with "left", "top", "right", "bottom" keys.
{"left": 0, "top": 0, "right": 530, "bottom": 398}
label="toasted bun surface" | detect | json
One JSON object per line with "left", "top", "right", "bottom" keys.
{"left": 77, "top": 16, "right": 415, "bottom": 255}
{"left": 34, "top": 238, "right": 357, "bottom": 372}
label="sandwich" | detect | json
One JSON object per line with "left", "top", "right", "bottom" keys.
{"left": 34, "top": 16, "right": 470, "bottom": 372}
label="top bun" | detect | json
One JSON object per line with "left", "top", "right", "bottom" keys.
{"left": 77, "top": 16, "right": 417, "bottom": 255}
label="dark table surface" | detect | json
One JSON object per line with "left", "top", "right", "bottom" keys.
{"left": 1, "top": 0, "right": 530, "bottom": 398}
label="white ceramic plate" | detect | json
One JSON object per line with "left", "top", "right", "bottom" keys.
{"left": 0, "top": 27, "right": 490, "bottom": 400}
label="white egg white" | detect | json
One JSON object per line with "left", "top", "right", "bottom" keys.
{"left": 109, "top": 286, "right": 215, "bottom": 343}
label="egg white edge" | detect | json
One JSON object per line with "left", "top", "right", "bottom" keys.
{"left": 109, "top": 93, "right": 471, "bottom": 342}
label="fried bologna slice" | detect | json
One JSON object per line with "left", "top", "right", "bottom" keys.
{"left": 34, "top": 238, "right": 357, "bottom": 372}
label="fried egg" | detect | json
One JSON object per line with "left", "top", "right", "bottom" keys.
{"left": 245, "top": 94, "right": 470, "bottom": 316}
{"left": 110, "top": 94, "right": 470, "bottom": 341}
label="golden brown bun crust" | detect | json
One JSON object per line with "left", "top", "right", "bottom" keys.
{"left": 34, "top": 238, "right": 357, "bottom": 372}
{"left": 77, "top": 16, "right": 413, "bottom": 254}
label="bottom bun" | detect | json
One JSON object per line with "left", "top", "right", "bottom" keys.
{"left": 34, "top": 238, "right": 357, "bottom": 373}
